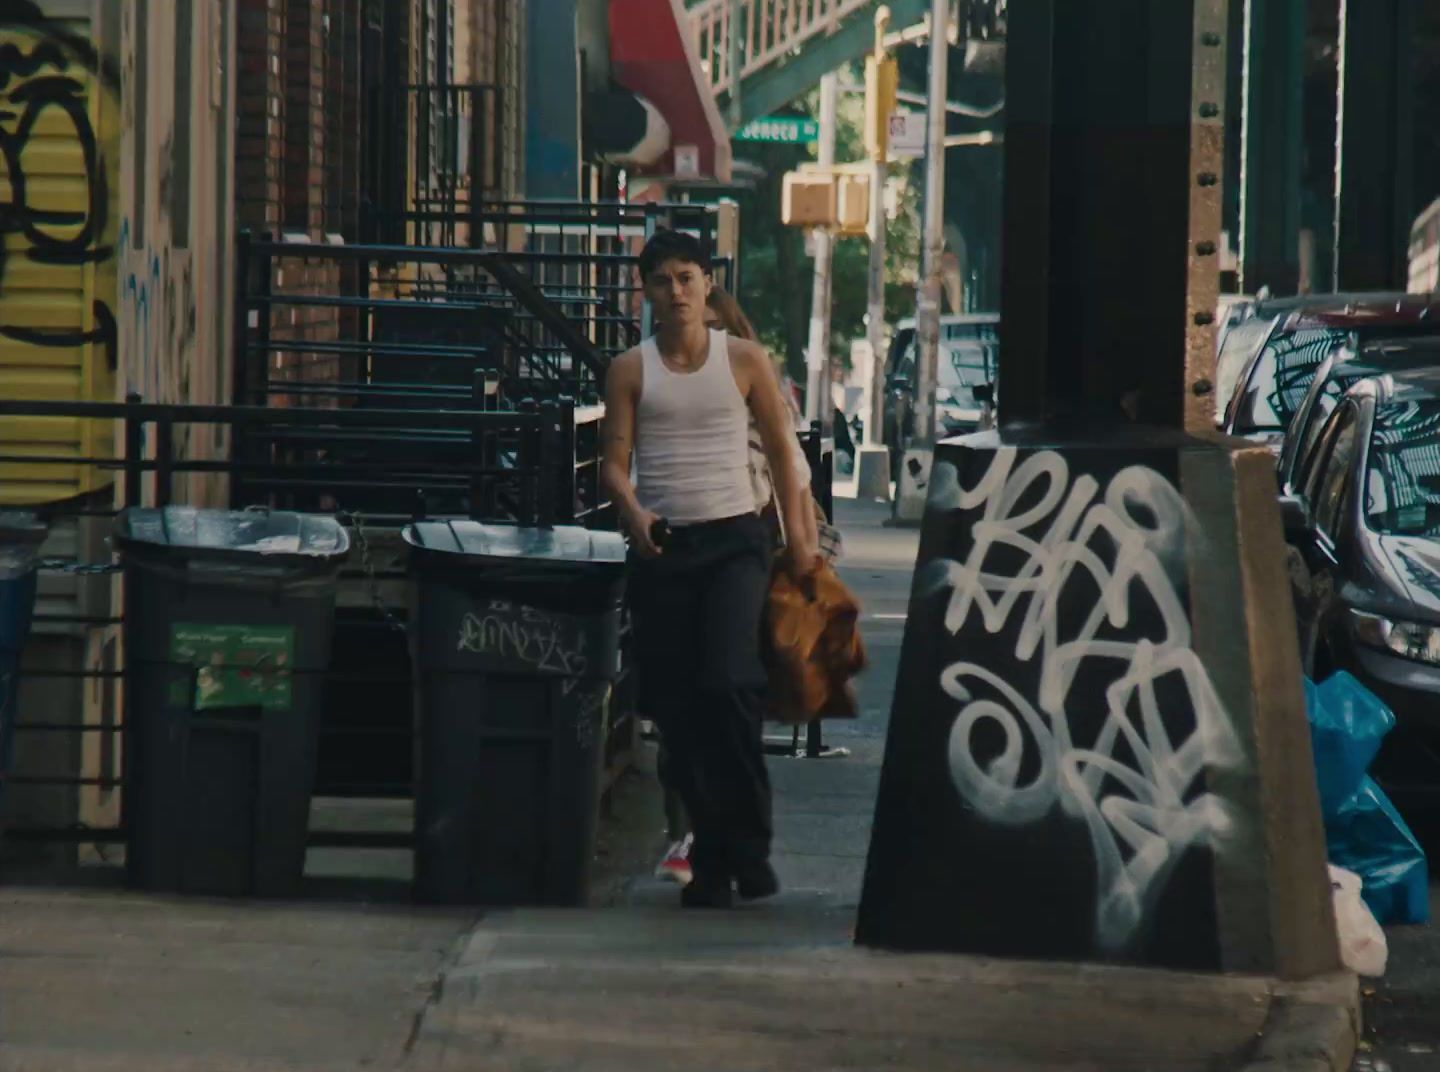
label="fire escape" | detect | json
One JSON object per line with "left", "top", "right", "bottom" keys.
{"left": 686, "top": 0, "right": 932, "bottom": 128}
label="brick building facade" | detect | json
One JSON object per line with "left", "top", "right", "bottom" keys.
{"left": 471, "top": 0, "right": 525, "bottom": 200}
{"left": 234, "top": 0, "right": 526, "bottom": 382}
{"left": 235, "top": 0, "right": 347, "bottom": 383}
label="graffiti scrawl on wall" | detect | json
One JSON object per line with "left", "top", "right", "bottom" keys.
{"left": 923, "top": 449, "right": 1242, "bottom": 951}
{"left": 0, "top": 4, "right": 117, "bottom": 358}
{"left": 0, "top": 0, "right": 120, "bottom": 504}
{"left": 859, "top": 442, "right": 1243, "bottom": 971}
{"left": 0, "top": 1, "right": 119, "bottom": 353}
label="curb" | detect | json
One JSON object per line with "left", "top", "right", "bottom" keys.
{"left": 1237, "top": 972, "right": 1361, "bottom": 1072}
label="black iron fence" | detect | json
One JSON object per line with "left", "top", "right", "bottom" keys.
{"left": 0, "top": 395, "right": 624, "bottom": 857}
{"left": 236, "top": 232, "right": 734, "bottom": 417}
{"left": 347, "top": 199, "right": 738, "bottom": 364}
{"left": 456, "top": 201, "right": 738, "bottom": 363}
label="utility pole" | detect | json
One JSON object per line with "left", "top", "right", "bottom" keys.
{"left": 863, "top": 156, "right": 886, "bottom": 438}
{"left": 726, "top": 0, "right": 744, "bottom": 129}
{"left": 894, "top": 0, "right": 948, "bottom": 522}
{"left": 805, "top": 72, "right": 839, "bottom": 431}
{"left": 855, "top": 5, "right": 897, "bottom": 502}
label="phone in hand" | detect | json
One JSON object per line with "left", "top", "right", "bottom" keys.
{"left": 649, "top": 517, "right": 671, "bottom": 550}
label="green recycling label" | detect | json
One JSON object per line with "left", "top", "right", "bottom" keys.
{"left": 168, "top": 623, "right": 296, "bottom": 712}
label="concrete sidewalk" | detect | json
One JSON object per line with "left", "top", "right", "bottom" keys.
{"left": 404, "top": 902, "right": 1356, "bottom": 1072}
{"left": 403, "top": 498, "right": 1357, "bottom": 1072}
{"left": 0, "top": 499, "right": 1357, "bottom": 1071}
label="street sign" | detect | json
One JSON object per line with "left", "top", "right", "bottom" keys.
{"left": 888, "top": 112, "right": 926, "bottom": 159}
{"left": 674, "top": 144, "right": 701, "bottom": 179}
{"left": 735, "top": 116, "right": 819, "bottom": 145}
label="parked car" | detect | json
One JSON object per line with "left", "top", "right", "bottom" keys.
{"left": 1277, "top": 336, "right": 1440, "bottom": 497}
{"left": 1281, "top": 368, "right": 1440, "bottom": 804}
{"left": 883, "top": 313, "right": 999, "bottom": 472}
{"left": 1214, "top": 293, "right": 1254, "bottom": 357}
{"left": 1212, "top": 292, "right": 1403, "bottom": 426}
{"left": 1222, "top": 294, "right": 1440, "bottom": 450}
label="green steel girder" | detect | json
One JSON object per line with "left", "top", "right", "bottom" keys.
{"left": 1240, "top": 0, "right": 1304, "bottom": 296}
{"left": 719, "top": 0, "right": 930, "bottom": 130}
{"left": 1334, "top": 0, "right": 1416, "bottom": 291}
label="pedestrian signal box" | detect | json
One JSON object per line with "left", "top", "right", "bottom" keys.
{"left": 835, "top": 172, "right": 870, "bottom": 235}
{"left": 782, "top": 168, "right": 870, "bottom": 234}
{"left": 782, "top": 171, "right": 835, "bottom": 228}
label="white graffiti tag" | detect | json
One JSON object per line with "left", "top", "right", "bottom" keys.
{"left": 924, "top": 449, "right": 1241, "bottom": 952}
{"left": 457, "top": 611, "right": 590, "bottom": 676}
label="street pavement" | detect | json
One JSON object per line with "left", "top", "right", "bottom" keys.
{"left": 1357, "top": 870, "right": 1440, "bottom": 1070}
{"left": 0, "top": 497, "right": 1360, "bottom": 1070}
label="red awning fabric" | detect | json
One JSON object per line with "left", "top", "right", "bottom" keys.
{"left": 608, "top": 0, "right": 732, "bottom": 182}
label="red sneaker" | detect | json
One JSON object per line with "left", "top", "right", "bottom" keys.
{"left": 654, "top": 834, "right": 694, "bottom": 886}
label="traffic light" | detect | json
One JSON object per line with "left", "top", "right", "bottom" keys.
{"left": 864, "top": 53, "right": 898, "bottom": 162}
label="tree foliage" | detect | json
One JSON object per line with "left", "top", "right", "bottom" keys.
{"left": 732, "top": 71, "right": 922, "bottom": 384}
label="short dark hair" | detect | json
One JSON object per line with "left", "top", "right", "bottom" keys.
{"left": 638, "top": 229, "right": 710, "bottom": 280}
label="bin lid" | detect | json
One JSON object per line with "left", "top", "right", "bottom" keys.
{"left": 115, "top": 506, "right": 350, "bottom": 562}
{"left": 403, "top": 520, "right": 626, "bottom": 566}
{"left": 0, "top": 511, "right": 47, "bottom": 549}
{"left": 0, "top": 511, "right": 47, "bottom": 579}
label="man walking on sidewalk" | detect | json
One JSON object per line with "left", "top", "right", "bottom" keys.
{"left": 602, "top": 230, "right": 818, "bottom": 908}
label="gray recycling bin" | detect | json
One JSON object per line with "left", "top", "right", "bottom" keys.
{"left": 403, "top": 520, "right": 627, "bottom": 905}
{"left": 116, "top": 506, "right": 349, "bottom": 897}
{"left": 0, "top": 512, "right": 48, "bottom": 810}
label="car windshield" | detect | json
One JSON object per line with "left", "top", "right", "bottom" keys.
{"left": 1365, "top": 399, "right": 1440, "bottom": 537}
{"left": 940, "top": 342, "right": 997, "bottom": 408}
{"left": 1230, "top": 327, "right": 1348, "bottom": 434}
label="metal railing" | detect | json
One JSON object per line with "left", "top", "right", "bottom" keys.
{"left": 235, "top": 234, "right": 611, "bottom": 417}
{"left": 365, "top": 82, "right": 506, "bottom": 248}
{"left": 449, "top": 200, "right": 737, "bottom": 360}
{"left": 237, "top": 224, "right": 734, "bottom": 413}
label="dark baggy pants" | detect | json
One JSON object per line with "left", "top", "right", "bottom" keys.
{"left": 629, "top": 513, "right": 773, "bottom": 884}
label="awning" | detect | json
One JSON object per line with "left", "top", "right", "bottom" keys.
{"left": 607, "top": 0, "right": 732, "bottom": 183}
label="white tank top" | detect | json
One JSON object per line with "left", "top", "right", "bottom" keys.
{"left": 635, "top": 329, "right": 757, "bottom": 525}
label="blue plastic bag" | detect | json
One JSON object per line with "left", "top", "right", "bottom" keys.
{"left": 1305, "top": 672, "right": 1396, "bottom": 820}
{"left": 1326, "top": 776, "right": 1430, "bottom": 926}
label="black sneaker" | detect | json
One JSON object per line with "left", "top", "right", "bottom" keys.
{"left": 735, "top": 861, "right": 780, "bottom": 901}
{"left": 680, "top": 877, "right": 734, "bottom": 909}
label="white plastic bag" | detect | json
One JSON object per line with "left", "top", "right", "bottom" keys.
{"left": 1330, "top": 864, "right": 1388, "bottom": 977}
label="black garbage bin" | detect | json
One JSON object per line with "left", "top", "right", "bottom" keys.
{"left": 116, "top": 506, "right": 350, "bottom": 897}
{"left": 404, "top": 520, "right": 627, "bottom": 905}
{"left": 0, "top": 512, "right": 47, "bottom": 812}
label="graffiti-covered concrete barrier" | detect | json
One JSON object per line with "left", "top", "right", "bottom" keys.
{"left": 857, "top": 428, "right": 1339, "bottom": 979}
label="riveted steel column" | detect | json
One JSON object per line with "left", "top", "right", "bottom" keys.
{"left": 996, "top": 0, "right": 1221, "bottom": 430}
